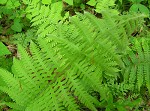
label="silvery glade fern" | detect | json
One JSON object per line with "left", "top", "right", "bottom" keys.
{"left": 0, "top": 0, "right": 149, "bottom": 111}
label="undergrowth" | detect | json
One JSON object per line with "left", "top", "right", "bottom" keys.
{"left": 0, "top": 0, "right": 150, "bottom": 111}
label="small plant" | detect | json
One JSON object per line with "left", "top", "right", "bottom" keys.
{"left": 129, "top": 0, "right": 149, "bottom": 16}
{"left": 87, "top": 0, "right": 119, "bottom": 14}
{"left": 0, "top": 0, "right": 30, "bottom": 35}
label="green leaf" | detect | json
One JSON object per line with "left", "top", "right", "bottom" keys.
{"left": 0, "top": 0, "right": 7, "bottom": 4}
{"left": 129, "top": 4, "right": 139, "bottom": 12}
{"left": 0, "top": 42, "right": 11, "bottom": 56}
{"left": 138, "top": 4, "right": 149, "bottom": 16}
{"left": 42, "top": 0, "right": 52, "bottom": 4}
{"left": 6, "top": 0, "right": 21, "bottom": 8}
{"left": 6, "top": 0, "right": 13, "bottom": 9}
{"left": 86, "top": 0, "right": 97, "bottom": 6}
{"left": 2, "top": 8, "right": 13, "bottom": 15}
{"left": 64, "top": 0, "right": 73, "bottom": 5}
{"left": 119, "top": 0, "right": 122, "bottom": 4}
{"left": 11, "top": 18, "right": 23, "bottom": 32}
{"left": 130, "top": 4, "right": 149, "bottom": 16}
{"left": 13, "top": 1, "right": 21, "bottom": 8}
{"left": 80, "top": 4, "right": 85, "bottom": 10}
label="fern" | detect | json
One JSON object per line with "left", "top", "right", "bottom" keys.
{"left": 84, "top": 11, "right": 145, "bottom": 54}
{"left": 123, "top": 38, "right": 150, "bottom": 93}
{"left": 23, "top": 0, "right": 67, "bottom": 37}
{"left": 87, "top": 0, "right": 119, "bottom": 15}
{"left": 0, "top": 10, "right": 146, "bottom": 111}
{"left": 96, "top": 0, "right": 118, "bottom": 14}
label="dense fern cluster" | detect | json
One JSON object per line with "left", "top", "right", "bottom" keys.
{"left": 0, "top": 0, "right": 150, "bottom": 111}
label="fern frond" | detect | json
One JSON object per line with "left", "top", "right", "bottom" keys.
{"left": 123, "top": 38, "right": 150, "bottom": 93}
{"left": 24, "top": 0, "right": 65, "bottom": 37}
{"left": 142, "top": 39, "right": 150, "bottom": 92}
{"left": 84, "top": 12, "right": 145, "bottom": 54}
{"left": 95, "top": 0, "right": 119, "bottom": 14}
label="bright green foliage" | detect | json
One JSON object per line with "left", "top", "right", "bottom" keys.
{"left": 63, "top": 0, "right": 83, "bottom": 6}
{"left": 0, "top": 0, "right": 7, "bottom": 4}
{"left": 87, "top": 0, "right": 97, "bottom": 6}
{"left": 123, "top": 38, "right": 150, "bottom": 93}
{"left": 87, "top": 0, "right": 119, "bottom": 15}
{"left": 5, "top": 0, "right": 21, "bottom": 9}
{"left": 0, "top": 42, "right": 12, "bottom": 110}
{"left": 0, "top": 42, "right": 11, "bottom": 56}
{"left": 24, "top": 0, "right": 66, "bottom": 37}
{"left": 64, "top": 0, "right": 73, "bottom": 5}
{"left": 0, "top": 0, "right": 150, "bottom": 110}
{"left": 42, "top": 0, "right": 52, "bottom": 4}
{"left": 0, "top": 11, "right": 146, "bottom": 110}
